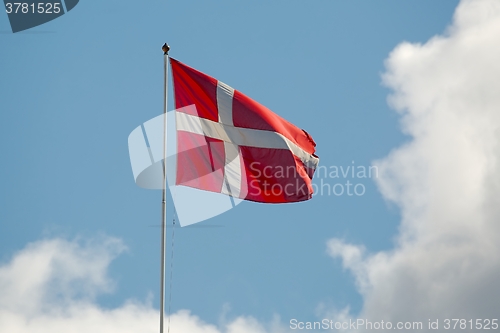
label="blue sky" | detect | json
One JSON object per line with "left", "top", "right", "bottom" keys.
{"left": 5, "top": 1, "right": 500, "bottom": 332}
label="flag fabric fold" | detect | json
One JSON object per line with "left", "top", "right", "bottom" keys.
{"left": 170, "top": 58, "right": 319, "bottom": 203}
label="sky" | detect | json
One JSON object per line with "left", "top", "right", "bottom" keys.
{"left": 2, "top": 0, "right": 500, "bottom": 332}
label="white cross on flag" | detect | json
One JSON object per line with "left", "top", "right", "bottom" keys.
{"left": 171, "top": 58, "right": 319, "bottom": 204}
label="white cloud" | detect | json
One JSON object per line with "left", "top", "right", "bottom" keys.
{"left": 0, "top": 237, "right": 286, "bottom": 333}
{"left": 327, "top": 0, "right": 500, "bottom": 330}
{"left": 0, "top": 237, "right": 126, "bottom": 315}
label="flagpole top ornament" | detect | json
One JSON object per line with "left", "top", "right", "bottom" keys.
{"left": 162, "top": 43, "right": 170, "bottom": 55}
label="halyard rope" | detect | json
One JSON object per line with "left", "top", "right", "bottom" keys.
{"left": 167, "top": 214, "right": 176, "bottom": 333}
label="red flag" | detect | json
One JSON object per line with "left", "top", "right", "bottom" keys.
{"left": 170, "top": 58, "right": 319, "bottom": 203}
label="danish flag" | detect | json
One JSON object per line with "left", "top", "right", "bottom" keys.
{"left": 171, "top": 58, "right": 319, "bottom": 203}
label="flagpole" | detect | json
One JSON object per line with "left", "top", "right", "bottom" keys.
{"left": 160, "top": 42, "right": 170, "bottom": 333}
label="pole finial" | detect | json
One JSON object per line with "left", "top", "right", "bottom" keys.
{"left": 162, "top": 43, "right": 170, "bottom": 55}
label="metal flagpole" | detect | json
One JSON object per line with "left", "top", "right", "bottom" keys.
{"left": 160, "top": 42, "right": 170, "bottom": 333}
